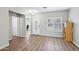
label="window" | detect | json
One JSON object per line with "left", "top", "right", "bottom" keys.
{"left": 47, "top": 17, "right": 63, "bottom": 33}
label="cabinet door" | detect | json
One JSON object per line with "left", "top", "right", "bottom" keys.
{"left": 66, "top": 22, "right": 73, "bottom": 42}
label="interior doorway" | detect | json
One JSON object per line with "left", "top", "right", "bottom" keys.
{"left": 9, "top": 11, "right": 25, "bottom": 39}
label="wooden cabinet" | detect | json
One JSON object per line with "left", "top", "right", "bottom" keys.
{"left": 64, "top": 21, "right": 73, "bottom": 42}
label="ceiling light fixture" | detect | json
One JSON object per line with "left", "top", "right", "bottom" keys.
{"left": 43, "top": 7, "right": 47, "bottom": 8}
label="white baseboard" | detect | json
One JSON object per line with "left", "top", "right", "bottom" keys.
{"left": 13, "top": 35, "right": 25, "bottom": 38}
{"left": 31, "top": 33, "right": 63, "bottom": 37}
{"left": 73, "top": 41, "right": 79, "bottom": 47}
{"left": 0, "top": 43, "right": 9, "bottom": 49}
{"left": 9, "top": 37, "right": 13, "bottom": 40}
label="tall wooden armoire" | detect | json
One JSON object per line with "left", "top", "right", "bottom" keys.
{"left": 64, "top": 20, "right": 73, "bottom": 42}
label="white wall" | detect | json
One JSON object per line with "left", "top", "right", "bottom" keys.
{"left": 0, "top": 8, "right": 9, "bottom": 48}
{"left": 69, "top": 8, "right": 79, "bottom": 23}
{"left": 9, "top": 8, "right": 32, "bottom": 38}
{"left": 32, "top": 10, "right": 68, "bottom": 37}
{"left": 0, "top": 7, "right": 32, "bottom": 48}
{"left": 69, "top": 8, "right": 79, "bottom": 47}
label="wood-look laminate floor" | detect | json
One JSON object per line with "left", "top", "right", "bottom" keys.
{"left": 0, "top": 35, "right": 79, "bottom": 51}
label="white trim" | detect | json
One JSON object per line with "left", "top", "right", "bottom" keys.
{"left": 13, "top": 34, "right": 25, "bottom": 38}
{"left": 39, "top": 34, "right": 63, "bottom": 37}
{"left": 73, "top": 41, "right": 79, "bottom": 47}
{"left": 31, "top": 33, "right": 63, "bottom": 37}
{"left": 0, "top": 43, "right": 9, "bottom": 49}
{"left": 9, "top": 37, "right": 13, "bottom": 40}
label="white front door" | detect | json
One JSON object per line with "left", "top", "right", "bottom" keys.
{"left": 33, "top": 19, "right": 40, "bottom": 35}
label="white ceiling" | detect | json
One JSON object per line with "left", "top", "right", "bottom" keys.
{"left": 10, "top": 7, "right": 70, "bottom": 14}
{"left": 19, "top": 7, "right": 70, "bottom": 12}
